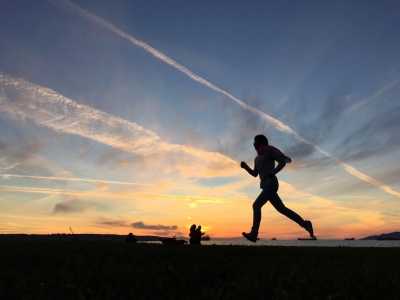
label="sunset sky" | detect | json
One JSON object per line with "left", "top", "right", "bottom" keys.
{"left": 1, "top": 0, "right": 400, "bottom": 239}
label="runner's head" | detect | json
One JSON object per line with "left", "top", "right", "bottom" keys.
{"left": 254, "top": 134, "right": 268, "bottom": 154}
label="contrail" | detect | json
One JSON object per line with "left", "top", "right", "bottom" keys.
{"left": 0, "top": 73, "right": 238, "bottom": 179}
{"left": 346, "top": 78, "right": 400, "bottom": 112}
{"left": 0, "top": 174, "right": 151, "bottom": 186}
{"left": 48, "top": 0, "right": 294, "bottom": 135}
{"left": 47, "top": 0, "right": 400, "bottom": 199}
{"left": 0, "top": 161, "right": 19, "bottom": 171}
{"left": 0, "top": 184, "right": 234, "bottom": 202}
{"left": 0, "top": 185, "right": 82, "bottom": 196}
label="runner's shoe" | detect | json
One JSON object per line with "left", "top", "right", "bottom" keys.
{"left": 242, "top": 232, "right": 258, "bottom": 243}
{"left": 304, "top": 220, "right": 317, "bottom": 240}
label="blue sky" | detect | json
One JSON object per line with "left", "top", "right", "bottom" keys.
{"left": 0, "top": 0, "right": 399, "bottom": 237}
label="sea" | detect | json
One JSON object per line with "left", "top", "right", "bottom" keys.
{"left": 2, "top": 234, "right": 399, "bottom": 247}
{"left": 200, "top": 239, "right": 400, "bottom": 248}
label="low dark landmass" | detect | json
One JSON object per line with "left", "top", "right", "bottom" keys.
{"left": 362, "top": 231, "right": 400, "bottom": 240}
{"left": 1, "top": 235, "right": 399, "bottom": 299}
{"left": 0, "top": 233, "right": 165, "bottom": 242}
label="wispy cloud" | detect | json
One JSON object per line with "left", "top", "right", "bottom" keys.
{"left": 97, "top": 218, "right": 128, "bottom": 227}
{"left": 0, "top": 139, "right": 42, "bottom": 171}
{"left": 0, "top": 73, "right": 238, "bottom": 178}
{"left": 1, "top": 173, "right": 150, "bottom": 186}
{"left": 0, "top": 182, "right": 236, "bottom": 206}
{"left": 335, "top": 106, "right": 400, "bottom": 162}
{"left": 97, "top": 218, "right": 178, "bottom": 231}
{"left": 131, "top": 221, "right": 178, "bottom": 231}
{"left": 48, "top": 0, "right": 294, "bottom": 135}
{"left": 53, "top": 198, "right": 100, "bottom": 214}
{"left": 2, "top": 177, "right": 392, "bottom": 238}
{"left": 341, "top": 163, "right": 400, "bottom": 198}
{"left": 0, "top": 185, "right": 89, "bottom": 196}
{"left": 46, "top": 1, "right": 400, "bottom": 199}
{"left": 0, "top": 161, "right": 19, "bottom": 171}
{"left": 346, "top": 78, "right": 400, "bottom": 112}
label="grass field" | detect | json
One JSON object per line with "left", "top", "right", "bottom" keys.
{"left": 1, "top": 237, "right": 399, "bottom": 299}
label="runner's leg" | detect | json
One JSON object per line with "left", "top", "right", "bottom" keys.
{"left": 270, "top": 193, "right": 305, "bottom": 228}
{"left": 251, "top": 190, "right": 269, "bottom": 236}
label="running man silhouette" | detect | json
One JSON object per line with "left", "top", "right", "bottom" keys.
{"left": 241, "top": 134, "right": 316, "bottom": 242}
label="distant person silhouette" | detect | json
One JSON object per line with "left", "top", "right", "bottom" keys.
{"left": 126, "top": 232, "right": 137, "bottom": 243}
{"left": 189, "top": 224, "right": 197, "bottom": 244}
{"left": 196, "top": 225, "right": 205, "bottom": 238}
{"left": 241, "top": 134, "right": 316, "bottom": 242}
{"left": 189, "top": 224, "right": 205, "bottom": 245}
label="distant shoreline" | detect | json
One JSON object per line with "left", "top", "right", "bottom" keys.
{"left": 0, "top": 233, "right": 399, "bottom": 241}
{"left": 1, "top": 234, "right": 400, "bottom": 247}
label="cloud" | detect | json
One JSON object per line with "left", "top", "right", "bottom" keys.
{"left": 0, "top": 73, "right": 238, "bottom": 179}
{"left": 282, "top": 89, "right": 354, "bottom": 151}
{"left": 0, "top": 138, "right": 43, "bottom": 172}
{"left": 282, "top": 79, "right": 400, "bottom": 165}
{"left": 0, "top": 137, "right": 73, "bottom": 186}
{"left": 131, "top": 221, "right": 178, "bottom": 231}
{"left": 215, "top": 96, "right": 275, "bottom": 160}
{"left": 97, "top": 218, "right": 178, "bottom": 232}
{"left": 335, "top": 106, "right": 400, "bottom": 162}
{"left": 346, "top": 78, "right": 400, "bottom": 112}
{"left": 97, "top": 218, "right": 128, "bottom": 227}
{"left": 2, "top": 72, "right": 399, "bottom": 198}
{"left": 272, "top": 85, "right": 400, "bottom": 198}
{"left": 284, "top": 141, "right": 317, "bottom": 161}
{"left": 379, "top": 168, "right": 400, "bottom": 185}
{"left": 52, "top": 198, "right": 99, "bottom": 214}
{"left": 1, "top": 173, "right": 150, "bottom": 186}
{"left": 45, "top": 1, "right": 400, "bottom": 199}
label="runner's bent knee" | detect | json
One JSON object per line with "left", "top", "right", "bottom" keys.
{"left": 253, "top": 192, "right": 268, "bottom": 210}
{"left": 252, "top": 201, "right": 263, "bottom": 210}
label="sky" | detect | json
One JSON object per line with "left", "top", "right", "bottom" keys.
{"left": 1, "top": 0, "right": 400, "bottom": 239}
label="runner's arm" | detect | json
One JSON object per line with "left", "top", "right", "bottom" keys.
{"left": 240, "top": 161, "right": 258, "bottom": 177}
{"left": 270, "top": 146, "right": 291, "bottom": 175}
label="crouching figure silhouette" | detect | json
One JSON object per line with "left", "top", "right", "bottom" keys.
{"left": 189, "top": 224, "right": 205, "bottom": 245}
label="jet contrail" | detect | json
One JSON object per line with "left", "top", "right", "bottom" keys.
{"left": 48, "top": 0, "right": 294, "bottom": 135}
{"left": 0, "top": 73, "right": 238, "bottom": 179}
{"left": 346, "top": 78, "right": 400, "bottom": 113}
{"left": 0, "top": 161, "right": 19, "bottom": 171}
{"left": 0, "top": 185, "right": 83, "bottom": 196}
{"left": 0, "top": 174, "right": 151, "bottom": 186}
{"left": 47, "top": 0, "right": 400, "bottom": 199}
{"left": 0, "top": 184, "right": 234, "bottom": 203}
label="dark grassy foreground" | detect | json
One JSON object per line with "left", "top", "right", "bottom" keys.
{"left": 1, "top": 238, "right": 400, "bottom": 299}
